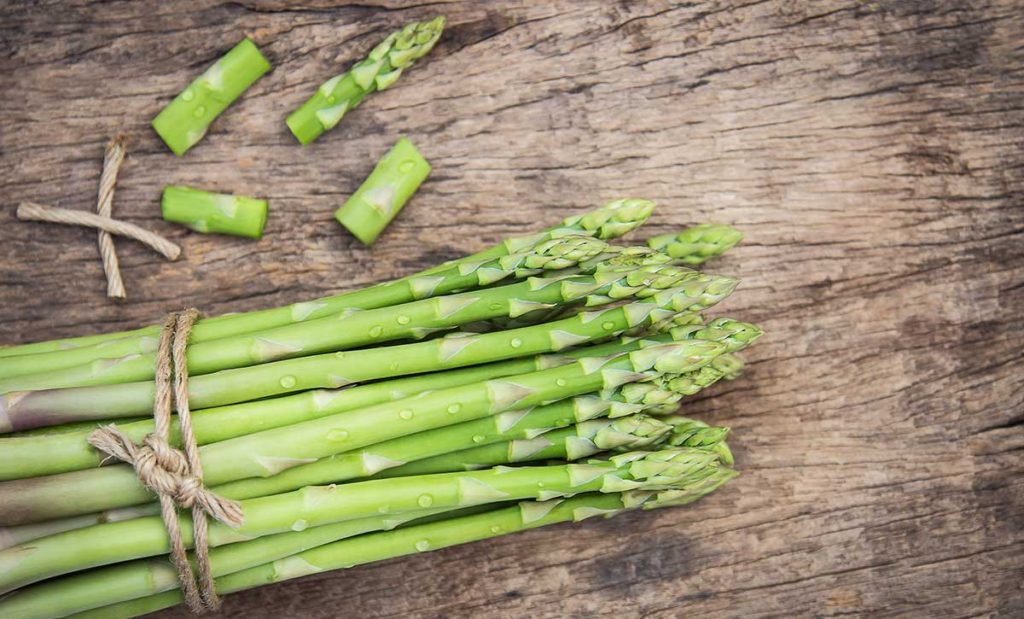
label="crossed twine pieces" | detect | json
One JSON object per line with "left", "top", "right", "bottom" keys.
{"left": 15, "top": 135, "right": 181, "bottom": 299}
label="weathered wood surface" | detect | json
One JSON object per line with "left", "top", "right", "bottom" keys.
{"left": 2, "top": 0, "right": 1022, "bottom": 617}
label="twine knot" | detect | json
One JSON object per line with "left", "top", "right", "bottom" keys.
{"left": 87, "top": 308, "right": 242, "bottom": 613}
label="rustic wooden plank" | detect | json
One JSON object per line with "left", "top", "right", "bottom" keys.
{"left": 0, "top": 0, "right": 1021, "bottom": 617}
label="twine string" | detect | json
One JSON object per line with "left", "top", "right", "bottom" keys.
{"left": 88, "top": 309, "right": 242, "bottom": 613}
{"left": 96, "top": 136, "right": 128, "bottom": 299}
{"left": 17, "top": 202, "right": 181, "bottom": 261}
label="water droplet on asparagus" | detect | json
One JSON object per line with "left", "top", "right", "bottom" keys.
{"left": 369, "top": 325, "right": 384, "bottom": 337}
{"left": 490, "top": 525, "right": 502, "bottom": 533}
{"left": 398, "top": 160, "right": 416, "bottom": 173}
{"left": 472, "top": 434, "right": 486, "bottom": 444}
{"left": 556, "top": 378, "right": 567, "bottom": 387}
{"left": 397, "top": 315, "right": 411, "bottom": 324}
{"left": 327, "top": 95, "right": 336, "bottom": 104}
{"left": 280, "top": 375, "right": 297, "bottom": 388}
{"left": 602, "top": 321, "right": 616, "bottom": 330}
{"left": 490, "top": 302, "right": 503, "bottom": 310}
{"left": 327, "top": 429, "right": 349, "bottom": 442}
{"left": 399, "top": 409, "right": 414, "bottom": 420}
{"left": 415, "top": 540, "right": 431, "bottom": 552}
{"left": 447, "top": 403, "right": 462, "bottom": 414}
{"left": 417, "top": 494, "right": 433, "bottom": 507}
{"left": 510, "top": 338, "right": 523, "bottom": 348}
{"left": 193, "top": 105, "right": 206, "bottom": 117}
{"left": 291, "top": 519, "right": 308, "bottom": 531}
{"left": 181, "top": 89, "right": 194, "bottom": 101}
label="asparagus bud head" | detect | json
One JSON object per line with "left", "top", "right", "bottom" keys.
{"left": 560, "top": 199, "right": 656, "bottom": 240}
{"left": 647, "top": 224, "right": 744, "bottom": 265}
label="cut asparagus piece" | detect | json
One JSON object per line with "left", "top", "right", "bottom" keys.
{"left": 0, "top": 339, "right": 726, "bottom": 526}
{"left": 0, "top": 271, "right": 737, "bottom": 432}
{"left": 0, "top": 447, "right": 726, "bottom": 593}
{"left": 335, "top": 137, "right": 430, "bottom": 245}
{"left": 0, "top": 200, "right": 654, "bottom": 361}
{"left": 648, "top": 223, "right": 743, "bottom": 265}
{"left": 161, "top": 186, "right": 269, "bottom": 239}
{"left": 152, "top": 39, "right": 270, "bottom": 156}
{"left": 0, "top": 234, "right": 611, "bottom": 382}
{"left": 287, "top": 17, "right": 445, "bottom": 144}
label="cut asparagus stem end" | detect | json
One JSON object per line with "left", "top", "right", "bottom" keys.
{"left": 334, "top": 137, "right": 431, "bottom": 245}
{"left": 161, "top": 186, "right": 269, "bottom": 239}
{"left": 152, "top": 38, "right": 270, "bottom": 156}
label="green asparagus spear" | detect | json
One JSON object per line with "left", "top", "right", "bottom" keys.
{"left": 0, "top": 309, "right": 737, "bottom": 480}
{"left": 12, "top": 472, "right": 737, "bottom": 619}
{"left": 3, "top": 259, "right": 703, "bottom": 391}
{"left": 161, "top": 186, "right": 269, "bottom": 239}
{"left": 152, "top": 39, "right": 270, "bottom": 155}
{"left": 0, "top": 339, "right": 726, "bottom": 526}
{"left": 286, "top": 18, "right": 445, "bottom": 144}
{"left": 0, "top": 506, "right": 462, "bottom": 619}
{"left": 381, "top": 414, "right": 675, "bottom": 476}
{"left": 0, "top": 199, "right": 654, "bottom": 361}
{"left": 0, "top": 272, "right": 736, "bottom": 433}
{"left": 647, "top": 223, "right": 743, "bottom": 265}
{"left": 206, "top": 376, "right": 692, "bottom": 501}
{"left": 0, "top": 234, "right": 612, "bottom": 385}
{"left": 335, "top": 137, "right": 430, "bottom": 244}
{"left": 0, "top": 447, "right": 724, "bottom": 594}
{"left": 0, "top": 337, "right": 750, "bottom": 548}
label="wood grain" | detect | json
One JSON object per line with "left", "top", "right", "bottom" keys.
{"left": 1, "top": 0, "right": 1022, "bottom": 617}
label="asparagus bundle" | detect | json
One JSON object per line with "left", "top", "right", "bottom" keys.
{"left": 0, "top": 204, "right": 757, "bottom": 618}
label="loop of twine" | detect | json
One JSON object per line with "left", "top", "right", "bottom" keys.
{"left": 88, "top": 309, "right": 242, "bottom": 613}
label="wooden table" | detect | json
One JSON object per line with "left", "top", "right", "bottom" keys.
{"left": 2, "top": 1, "right": 1022, "bottom": 617}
